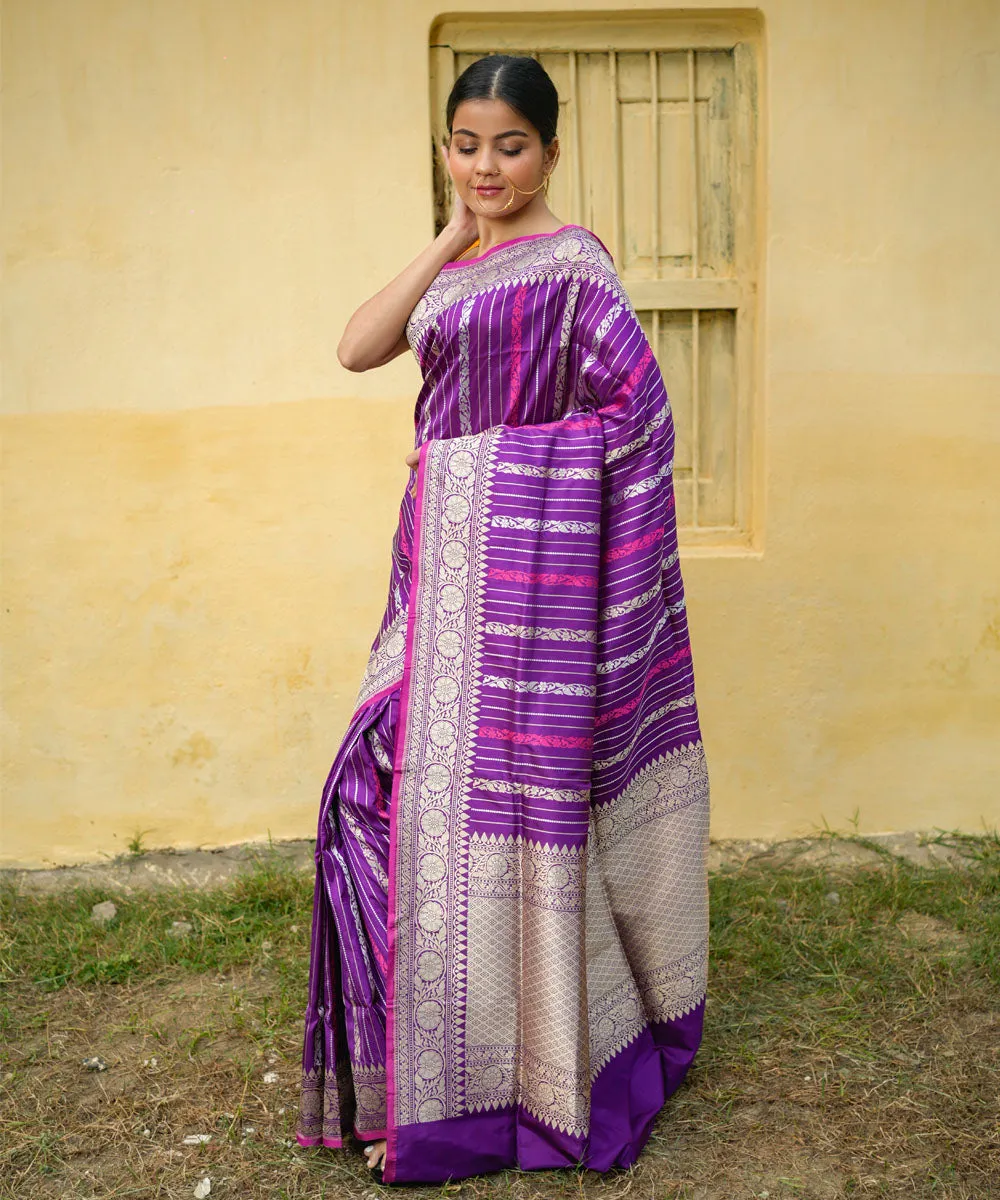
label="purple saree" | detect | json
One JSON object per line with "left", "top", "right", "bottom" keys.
{"left": 297, "top": 223, "right": 710, "bottom": 1184}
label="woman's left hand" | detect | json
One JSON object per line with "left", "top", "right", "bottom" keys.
{"left": 405, "top": 446, "right": 421, "bottom": 496}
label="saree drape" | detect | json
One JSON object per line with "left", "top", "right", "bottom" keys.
{"left": 297, "top": 224, "right": 710, "bottom": 1184}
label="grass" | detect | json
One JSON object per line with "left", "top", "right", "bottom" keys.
{"left": 1, "top": 837, "right": 998, "bottom": 1198}
{"left": 2, "top": 848, "right": 307, "bottom": 995}
{"left": 125, "top": 830, "right": 155, "bottom": 860}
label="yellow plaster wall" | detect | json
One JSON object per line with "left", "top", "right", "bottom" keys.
{"left": 2, "top": 0, "right": 998, "bottom": 866}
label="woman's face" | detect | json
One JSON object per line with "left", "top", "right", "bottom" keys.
{"left": 446, "top": 98, "right": 558, "bottom": 217}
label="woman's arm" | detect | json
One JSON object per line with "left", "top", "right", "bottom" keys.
{"left": 362, "top": 330, "right": 412, "bottom": 370}
{"left": 338, "top": 148, "right": 477, "bottom": 373}
{"left": 337, "top": 226, "right": 473, "bottom": 372}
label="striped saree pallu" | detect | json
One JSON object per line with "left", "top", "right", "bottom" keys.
{"left": 298, "top": 226, "right": 710, "bottom": 1183}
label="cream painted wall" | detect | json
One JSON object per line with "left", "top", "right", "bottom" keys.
{"left": 2, "top": 0, "right": 998, "bottom": 866}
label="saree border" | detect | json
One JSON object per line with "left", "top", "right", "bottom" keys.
{"left": 353, "top": 608, "right": 407, "bottom": 712}
{"left": 405, "top": 227, "right": 629, "bottom": 359}
{"left": 383, "top": 453, "right": 428, "bottom": 1181}
{"left": 383, "top": 429, "right": 500, "bottom": 1180}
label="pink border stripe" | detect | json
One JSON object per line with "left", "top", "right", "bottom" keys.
{"left": 355, "top": 677, "right": 404, "bottom": 714}
{"left": 508, "top": 285, "right": 527, "bottom": 423}
{"left": 603, "top": 525, "right": 664, "bottom": 563}
{"left": 487, "top": 566, "right": 597, "bottom": 587}
{"left": 440, "top": 223, "right": 614, "bottom": 270}
{"left": 382, "top": 444, "right": 430, "bottom": 1183}
{"left": 625, "top": 344, "right": 654, "bottom": 396}
{"left": 594, "top": 646, "right": 693, "bottom": 727}
{"left": 479, "top": 725, "right": 594, "bottom": 749}
{"left": 295, "top": 1132, "right": 343, "bottom": 1148}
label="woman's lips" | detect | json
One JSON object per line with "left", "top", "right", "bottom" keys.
{"left": 475, "top": 186, "right": 503, "bottom": 194}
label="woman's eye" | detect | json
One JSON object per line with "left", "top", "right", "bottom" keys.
{"left": 454, "top": 146, "right": 522, "bottom": 157}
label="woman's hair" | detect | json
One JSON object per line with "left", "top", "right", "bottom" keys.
{"left": 446, "top": 55, "right": 559, "bottom": 146}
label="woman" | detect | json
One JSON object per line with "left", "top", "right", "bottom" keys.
{"left": 297, "top": 54, "right": 710, "bottom": 1185}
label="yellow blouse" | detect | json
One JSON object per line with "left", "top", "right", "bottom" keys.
{"left": 454, "top": 238, "right": 481, "bottom": 263}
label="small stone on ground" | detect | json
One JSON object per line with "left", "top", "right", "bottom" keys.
{"left": 90, "top": 900, "right": 117, "bottom": 925}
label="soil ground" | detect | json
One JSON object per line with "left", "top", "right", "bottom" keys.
{"left": 2, "top": 832, "right": 998, "bottom": 1199}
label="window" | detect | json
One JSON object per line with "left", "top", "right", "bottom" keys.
{"left": 429, "top": 13, "right": 763, "bottom": 548}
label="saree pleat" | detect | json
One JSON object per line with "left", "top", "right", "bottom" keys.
{"left": 298, "top": 225, "right": 710, "bottom": 1183}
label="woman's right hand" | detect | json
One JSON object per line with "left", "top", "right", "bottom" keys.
{"left": 439, "top": 143, "right": 478, "bottom": 248}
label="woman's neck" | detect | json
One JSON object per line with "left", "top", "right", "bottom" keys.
{"left": 473, "top": 201, "right": 564, "bottom": 255}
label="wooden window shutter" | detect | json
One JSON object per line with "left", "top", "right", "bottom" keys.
{"left": 430, "top": 14, "right": 763, "bottom": 548}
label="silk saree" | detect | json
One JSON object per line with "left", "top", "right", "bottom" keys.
{"left": 297, "top": 223, "right": 710, "bottom": 1184}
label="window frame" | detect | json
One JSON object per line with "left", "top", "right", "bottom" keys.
{"left": 428, "top": 12, "right": 765, "bottom": 551}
